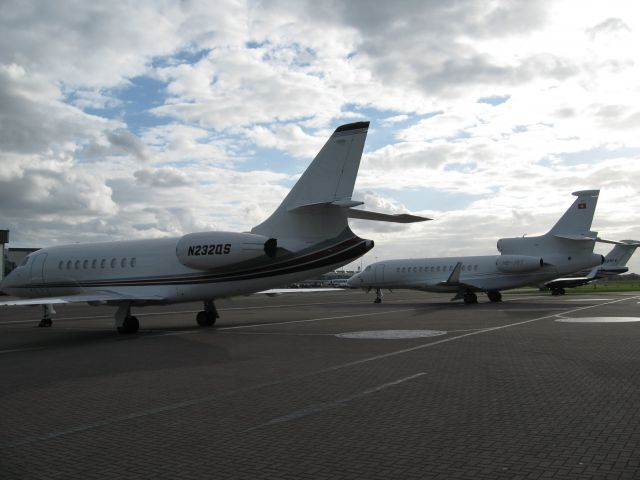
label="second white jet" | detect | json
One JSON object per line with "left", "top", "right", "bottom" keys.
{"left": 348, "top": 190, "right": 605, "bottom": 304}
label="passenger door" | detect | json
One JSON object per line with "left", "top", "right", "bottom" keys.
{"left": 29, "top": 252, "right": 48, "bottom": 295}
{"left": 374, "top": 264, "right": 385, "bottom": 283}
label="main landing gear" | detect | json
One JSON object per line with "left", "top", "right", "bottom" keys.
{"left": 38, "top": 304, "right": 55, "bottom": 328}
{"left": 487, "top": 290, "right": 502, "bottom": 303}
{"left": 115, "top": 303, "right": 139, "bottom": 334}
{"left": 551, "top": 288, "right": 566, "bottom": 296}
{"left": 463, "top": 291, "right": 478, "bottom": 305}
{"left": 374, "top": 288, "right": 383, "bottom": 304}
{"left": 196, "top": 300, "right": 219, "bottom": 327}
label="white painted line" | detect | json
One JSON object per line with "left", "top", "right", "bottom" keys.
{"left": 249, "top": 372, "right": 427, "bottom": 431}
{"left": 0, "top": 300, "right": 361, "bottom": 326}
{"left": 216, "top": 308, "right": 417, "bottom": 331}
{"left": 556, "top": 316, "right": 640, "bottom": 323}
{"left": 146, "top": 308, "right": 417, "bottom": 338}
{"left": 336, "top": 330, "right": 446, "bottom": 340}
{"left": 0, "top": 347, "right": 42, "bottom": 354}
{"left": 565, "top": 298, "right": 611, "bottom": 302}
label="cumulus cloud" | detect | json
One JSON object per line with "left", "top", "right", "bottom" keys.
{"left": 134, "top": 167, "right": 192, "bottom": 187}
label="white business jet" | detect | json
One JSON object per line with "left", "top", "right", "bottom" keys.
{"left": 543, "top": 239, "right": 639, "bottom": 295}
{"left": 348, "top": 190, "right": 605, "bottom": 304}
{"left": 0, "top": 122, "right": 427, "bottom": 332}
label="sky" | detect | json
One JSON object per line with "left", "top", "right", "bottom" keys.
{"left": 1, "top": 0, "right": 639, "bottom": 274}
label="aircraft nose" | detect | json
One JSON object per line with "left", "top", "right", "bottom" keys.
{"left": 346, "top": 274, "right": 361, "bottom": 288}
{"left": 1, "top": 271, "right": 16, "bottom": 294}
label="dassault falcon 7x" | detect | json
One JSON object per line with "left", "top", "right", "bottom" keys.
{"left": 543, "top": 239, "right": 639, "bottom": 295}
{"left": 348, "top": 190, "right": 605, "bottom": 304}
{"left": 0, "top": 122, "right": 427, "bottom": 333}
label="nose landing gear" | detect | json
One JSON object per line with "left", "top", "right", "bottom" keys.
{"left": 37, "top": 304, "right": 55, "bottom": 327}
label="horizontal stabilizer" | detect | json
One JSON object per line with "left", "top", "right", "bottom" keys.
{"left": 597, "top": 237, "right": 640, "bottom": 246}
{"left": 553, "top": 233, "right": 597, "bottom": 241}
{"left": 347, "top": 209, "right": 430, "bottom": 223}
{"left": 288, "top": 199, "right": 364, "bottom": 212}
{"left": 287, "top": 200, "right": 429, "bottom": 223}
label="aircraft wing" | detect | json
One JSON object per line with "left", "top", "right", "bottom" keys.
{"left": 257, "top": 288, "right": 345, "bottom": 297}
{"left": 434, "top": 262, "right": 485, "bottom": 299}
{"left": 436, "top": 261, "right": 481, "bottom": 288}
{"left": 0, "top": 290, "right": 167, "bottom": 306}
{"left": 544, "top": 266, "right": 600, "bottom": 289}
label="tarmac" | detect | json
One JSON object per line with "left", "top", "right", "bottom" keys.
{"left": 1, "top": 289, "right": 639, "bottom": 479}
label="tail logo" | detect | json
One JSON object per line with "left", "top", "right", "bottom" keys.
{"left": 578, "top": 203, "right": 586, "bottom": 209}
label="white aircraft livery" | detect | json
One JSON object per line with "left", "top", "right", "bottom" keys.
{"left": 0, "top": 122, "right": 427, "bottom": 332}
{"left": 543, "top": 239, "right": 639, "bottom": 295}
{"left": 348, "top": 190, "right": 605, "bottom": 304}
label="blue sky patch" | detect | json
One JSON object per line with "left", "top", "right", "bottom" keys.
{"left": 477, "top": 95, "right": 510, "bottom": 106}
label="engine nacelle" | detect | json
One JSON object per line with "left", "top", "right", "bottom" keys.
{"left": 496, "top": 237, "right": 540, "bottom": 255}
{"left": 176, "top": 232, "right": 277, "bottom": 270}
{"left": 495, "top": 255, "right": 544, "bottom": 273}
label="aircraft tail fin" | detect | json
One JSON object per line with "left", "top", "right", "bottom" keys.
{"left": 252, "top": 122, "right": 428, "bottom": 242}
{"left": 252, "top": 122, "right": 369, "bottom": 241}
{"left": 604, "top": 240, "right": 640, "bottom": 267}
{"left": 548, "top": 190, "right": 600, "bottom": 239}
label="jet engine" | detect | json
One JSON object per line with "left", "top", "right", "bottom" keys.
{"left": 495, "top": 255, "right": 544, "bottom": 273}
{"left": 176, "top": 232, "right": 277, "bottom": 270}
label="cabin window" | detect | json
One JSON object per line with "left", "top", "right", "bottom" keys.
{"left": 130, "top": 258, "right": 136, "bottom": 268}
{"left": 58, "top": 261, "right": 63, "bottom": 270}
{"left": 66, "top": 260, "right": 72, "bottom": 270}
{"left": 83, "top": 260, "right": 88, "bottom": 269}
{"left": 430, "top": 266, "right": 434, "bottom": 272}
{"left": 91, "top": 259, "right": 97, "bottom": 269}
{"left": 121, "top": 258, "right": 127, "bottom": 268}
{"left": 474, "top": 265, "right": 478, "bottom": 271}
{"left": 401, "top": 267, "right": 406, "bottom": 273}
{"left": 100, "top": 259, "right": 105, "bottom": 269}
{"left": 419, "top": 266, "right": 423, "bottom": 272}
{"left": 412, "top": 267, "right": 417, "bottom": 273}
{"left": 436, "top": 266, "right": 440, "bottom": 272}
{"left": 396, "top": 267, "right": 400, "bottom": 273}
{"left": 74, "top": 260, "right": 80, "bottom": 270}
{"left": 449, "top": 265, "right": 453, "bottom": 271}
{"left": 110, "top": 258, "right": 116, "bottom": 268}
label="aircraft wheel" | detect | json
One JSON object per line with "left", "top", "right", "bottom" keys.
{"left": 117, "top": 315, "right": 139, "bottom": 334}
{"left": 196, "top": 310, "right": 216, "bottom": 327}
{"left": 373, "top": 297, "right": 382, "bottom": 304}
{"left": 551, "top": 289, "right": 560, "bottom": 296}
{"left": 487, "top": 291, "right": 502, "bottom": 302}
{"left": 559, "top": 288, "right": 566, "bottom": 295}
{"left": 463, "top": 292, "right": 478, "bottom": 304}
{"left": 38, "top": 317, "right": 53, "bottom": 328}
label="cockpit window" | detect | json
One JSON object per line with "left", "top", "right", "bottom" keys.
{"left": 365, "top": 266, "right": 371, "bottom": 271}
{"left": 19, "top": 256, "right": 30, "bottom": 267}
